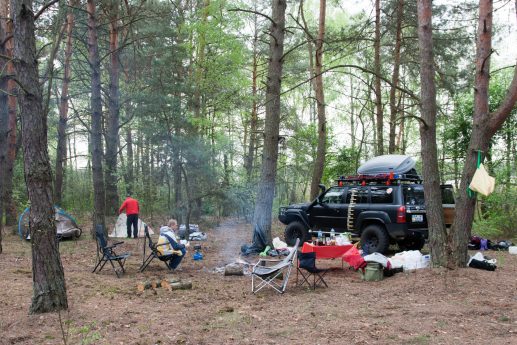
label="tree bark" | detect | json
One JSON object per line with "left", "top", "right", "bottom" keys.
{"left": 11, "top": 0, "right": 68, "bottom": 313}
{"left": 309, "top": 0, "right": 327, "bottom": 200}
{"left": 251, "top": 0, "right": 286, "bottom": 248}
{"left": 125, "top": 127, "right": 134, "bottom": 194}
{"left": 104, "top": 0, "right": 121, "bottom": 215}
{"left": 451, "top": 0, "right": 517, "bottom": 267}
{"left": 87, "top": 0, "right": 106, "bottom": 232}
{"left": 374, "top": 0, "right": 384, "bottom": 155}
{"left": 54, "top": 0, "right": 78, "bottom": 205}
{"left": 0, "top": 4, "right": 7, "bottom": 253}
{"left": 416, "top": 0, "right": 449, "bottom": 267}
{"left": 4, "top": 40, "right": 17, "bottom": 227}
{"left": 245, "top": 11, "right": 259, "bottom": 182}
{"left": 388, "top": 0, "right": 404, "bottom": 154}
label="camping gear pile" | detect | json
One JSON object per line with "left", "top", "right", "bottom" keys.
{"left": 178, "top": 224, "right": 208, "bottom": 241}
{"left": 468, "top": 236, "right": 513, "bottom": 251}
{"left": 468, "top": 252, "right": 497, "bottom": 271}
{"left": 18, "top": 206, "right": 82, "bottom": 240}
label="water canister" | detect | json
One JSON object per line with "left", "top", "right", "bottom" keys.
{"left": 193, "top": 251, "right": 203, "bottom": 260}
{"left": 509, "top": 246, "right": 517, "bottom": 255}
{"left": 362, "top": 262, "right": 384, "bottom": 281}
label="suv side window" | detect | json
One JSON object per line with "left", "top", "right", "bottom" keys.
{"left": 403, "top": 185, "right": 425, "bottom": 205}
{"left": 320, "top": 187, "right": 346, "bottom": 204}
{"left": 345, "top": 187, "right": 368, "bottom": 204}
{"left": 370, "top": 186, "right": 394, "bottom": 204}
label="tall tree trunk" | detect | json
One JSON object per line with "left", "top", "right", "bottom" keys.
{"left": 374, "top": 0, "right": 383, "bottom": 155}
{"left": 193, "top": 0, "right": 209, "bottom": 128}
{"left": 11, "top": 0, "right": 68, "bottom": 313}
{"left": 4, "top": 32, "right": 17, "bottom": 227}
{"left": 389, "top": 0, "right": 404, "bottom": 154}
{"left": 416, "top": 0, "right": 449, "bottom": 267}
{"left": 451, "top": 0, "right": 517, "bottom": 267}
{"left": 125, "top": 127, "right": 134, "bottom": 194}
{"left": 245, "top": 11, "right": 259, "bottom": 182}
{"left": 0, "top": 3, "right": 8, "bottom": 253}
{"left": 251, "top": 0, "right": 286, "bottom": 248}
{"left": 104, "top": 0, "right": 121, "bottom": 215}
{"left": 87, "top": 0, "right": 106, "bottom": 232}
{"left": 55, "top": 0, "right": 78, "bottom": 205}
{"left": 300, "top": 0, "right": 316, "bottom": 124}
{"left": 309, "top": 0, "right": 327, "bottom": 200}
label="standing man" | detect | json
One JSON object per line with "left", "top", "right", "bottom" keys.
{"left": 119, "top": 194, "right": 140, "bottom": 238}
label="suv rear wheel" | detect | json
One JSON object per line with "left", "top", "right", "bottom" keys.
{"left": 360, "top": 224, "right": 390, "bottom": 254}
{"left": 284, "top": 221, "right": 309, "bottom": 246}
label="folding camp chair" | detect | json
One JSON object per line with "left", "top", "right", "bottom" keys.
{"left": 92, "top": 224, "right": 131, "bottom": 278}
{"left": 251, "top": 238, "right": 299, "bottom": 294}
{"left": 139, "top": 225, "right": 176, "bottom": 272}
{"left": 296, "top": 251, "right": 329, "bottom": 290}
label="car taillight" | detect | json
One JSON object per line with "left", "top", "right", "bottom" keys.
{"left": 397, "top": 206, "right": 406, "bottom": 223}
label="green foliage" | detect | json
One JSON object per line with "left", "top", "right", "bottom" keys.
{"left": 322, "top": 146, "right": 360, "bottom": 187}
{"left": 472, "top": 186, "right": 517, "bottom": 240}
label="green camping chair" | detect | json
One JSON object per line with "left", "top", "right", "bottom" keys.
{"left": 92, "top": 224, "right": 131, "bottom": 278}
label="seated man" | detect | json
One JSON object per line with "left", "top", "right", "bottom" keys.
{"left": 156, "top": 219, "right": 187, "bottom": 270}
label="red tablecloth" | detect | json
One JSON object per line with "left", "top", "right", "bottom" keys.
{"left": 301, "top": 242, "right": 354, "bottom": 259}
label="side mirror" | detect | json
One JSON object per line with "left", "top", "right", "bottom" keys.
{"left": 318, "top": 184, "right": 326, "bottom": 194}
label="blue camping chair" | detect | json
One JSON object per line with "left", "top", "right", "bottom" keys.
{"left": 92, "top": 224, "right": 131, "bottom": 278}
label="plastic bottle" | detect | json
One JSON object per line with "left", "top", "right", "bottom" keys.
{"left": 317, "top": 229, "right": 323, "bottom": 245}
{"left": 330, "top": 228, "right": 335, "bottom": 240}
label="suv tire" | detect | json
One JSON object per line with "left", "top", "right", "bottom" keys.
{"left": 284, "top": 221, "right": 309, "bottom": 246}
{"left": 361, "top": 224, "right": 390, "bottom": 254}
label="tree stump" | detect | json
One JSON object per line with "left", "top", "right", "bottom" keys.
{"left": 224, "top": 263, "right": 244, "bottom": 276}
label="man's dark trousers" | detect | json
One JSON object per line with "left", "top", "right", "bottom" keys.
{"left": 127, "top": 214, "right": 138, "bottom": 238}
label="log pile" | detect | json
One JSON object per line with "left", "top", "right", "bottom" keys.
{"left": 137, "top": 277, "right": 192, "bottom": 292}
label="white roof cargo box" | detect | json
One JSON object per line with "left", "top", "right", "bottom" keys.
{"left": 357, "top": 155, "right": 416, "bottom": 175}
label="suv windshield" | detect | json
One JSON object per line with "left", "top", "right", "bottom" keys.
{"left": 403, "top": 185, "right": 425, "bottom": 206}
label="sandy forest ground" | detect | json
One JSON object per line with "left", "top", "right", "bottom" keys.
{"left": 0, "top": 217, "right": 516, "bottom": 345}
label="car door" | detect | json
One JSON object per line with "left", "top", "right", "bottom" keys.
{"left": 309, "top": 186, "right": 347, "bottom": 231}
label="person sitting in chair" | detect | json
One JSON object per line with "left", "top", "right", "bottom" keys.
{"left": 156, "top": 219, "right": 187, "bottom": 270}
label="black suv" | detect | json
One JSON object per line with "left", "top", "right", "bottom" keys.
{"left": 278, "top": 175, "right": 455, "bottom": 254}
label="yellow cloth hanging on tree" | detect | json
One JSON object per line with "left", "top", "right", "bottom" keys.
{"left": 468, "top": 163, "right": 495, "bottom": 196}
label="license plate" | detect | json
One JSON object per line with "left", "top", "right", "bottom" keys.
{"left": 412, "top": 214, "right": 424, "bottom": 222}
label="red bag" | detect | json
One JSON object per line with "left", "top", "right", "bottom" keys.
{"left": 343, "top": 246, "right": 366, "bottom": 270}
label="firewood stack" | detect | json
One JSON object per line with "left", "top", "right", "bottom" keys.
{"left": 137, "top": 277, "right": 192, "bottom": 292}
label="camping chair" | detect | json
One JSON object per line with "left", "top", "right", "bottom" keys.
{"left": 251, "top": 238, "right": 299, "bottom": 294}
{"left": 296, "top": 252, "right": 329, "bottom": 290}
{"left": 92, "top": 224, "right": 131, "bottom": 278}
{"left": 139, "top": 225, "right": 177, "bottom": 272}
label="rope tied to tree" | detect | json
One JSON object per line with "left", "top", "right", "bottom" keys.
{"left": 467, "top": 150, "right": 483, "bottom": 198}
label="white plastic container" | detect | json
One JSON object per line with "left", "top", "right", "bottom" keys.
{"left": 509, "top": 246, "right": 517, "bottom": 255}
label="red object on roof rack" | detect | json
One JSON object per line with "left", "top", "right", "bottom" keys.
{"left": 336, "top": 172, "right": 422, "bottom": 185}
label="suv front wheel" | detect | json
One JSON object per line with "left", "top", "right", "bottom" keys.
{"left": 360, "top": 224, "right": 390, "bottom": 254}
{"left": 284, "top": 221, "right": 309, "bottom": 246}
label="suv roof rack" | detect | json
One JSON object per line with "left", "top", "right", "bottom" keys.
{"left": 336, "top": 172, "right": 423, "bottom": 186}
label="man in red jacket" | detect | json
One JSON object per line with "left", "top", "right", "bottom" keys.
{"left": 119, "top": 194, "right": 140, "bottom": 238}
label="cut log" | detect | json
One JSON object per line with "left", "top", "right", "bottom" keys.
{"left": 224, "top": 263, "right": 244, "bottom": 276}
{"left": 137, "top": 278, "right": 190, "bottom": 292}
{"left": 170, "top": 281, "right": 192, "bottom": 290}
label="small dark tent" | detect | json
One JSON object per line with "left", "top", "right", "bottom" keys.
{"left": 18, "top": 206, "right": 82, "bottom": 240}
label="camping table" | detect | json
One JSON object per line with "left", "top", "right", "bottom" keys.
{"left": 301, "top": 242, "right": 354, "bottom": 269}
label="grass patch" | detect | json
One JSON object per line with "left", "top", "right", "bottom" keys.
{"left": 498, "top": 315, "right": 510, "bottom": 322}
{"left": 406, "top": 334, "right": 431, "bottom": 345}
